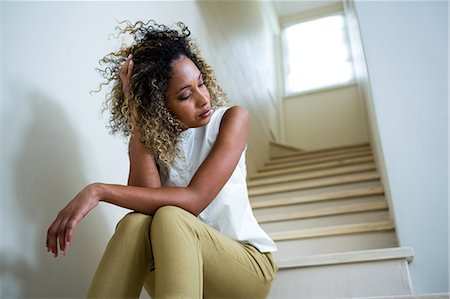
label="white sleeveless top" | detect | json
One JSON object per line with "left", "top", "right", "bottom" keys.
{"left": 157, "top": 107, "right": 277, "bottom": 253}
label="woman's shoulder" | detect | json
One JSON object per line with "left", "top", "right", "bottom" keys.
{"left": 202, "top": 106, "right": 248, "bottom": 142}
{"left": 212, "top": 106, "right": 248, "bottom": 141}
{"left": 218, "top": 106, "right": 248, "bottom": 128}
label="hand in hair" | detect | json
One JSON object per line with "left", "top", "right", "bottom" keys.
{"left": 120, "top": 54, "right": 134, "bottom": 98}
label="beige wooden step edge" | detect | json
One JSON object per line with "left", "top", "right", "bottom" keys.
{"left": 250, "top": 156, "right": 374, "bottom": 180}
{"left": 263, "top": 149, "right": 372, "bottom": 169}
{"left": 257, "top": 201, "right": 388, "bottom": 223}
{"left": 270, "top": 142, "right": 370, "bottom": 161}
{"left": 270, "top": 220, "right": 395, "bottom": 241}
{"left": 248, "top": 172, "right": 380, "bottom": 197}
{"left": 266, "top": 146, "right": 372, "bottom": 165}
{"left": 261, "top": 151, "right": 373, "bottom": 172}
{"left": 276, "top": 246, "right": 414, "bottom": 269}
{"left": 251, "top": 186, "right": 385, "bottom": 209}
{"left": 248, "top": 163, "right": 376, "bottom": 187}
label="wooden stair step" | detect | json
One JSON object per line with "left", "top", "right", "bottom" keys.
{"left": 250, "top": 156, "right": 374, "bottom": 179}
{"left": 248, "top": 172, "right": 380, "bottom": 196}
{"left": 266, "top": 145, "right": 371, "bottom": 166}
{"left": 250, "top": 180, "right": 382, "bottom": 203}
{"left": 264, "top": 148, "right": 372, "bottom": 170}
{"left": 260, "top": 150, "right": 373, "bottom": 172}
{"left": 269, "top": 247, "right": 413, "bottom": 298}
{"left": 254, "top": 195, "right": 386, "bottom": 219}
{"left": 262, "top": 210, "right": 390, "bottom": 233}
{"left": 251, "top": 183, "right": 384, "bottom": 207}
{"left": 274, "top": 231, "right": 398, "bottom": 259}
{"left": 257, "top": 201, "right": 388, "bottom": 223}
{"left": 270, "top": 220, "right": 395, "bottom": 242}
{"left": 270, "top": 142, "right": 370, "bottom": 161}
{"left": 276, "top": 246, "right": 413, "bottom": 269}
{"left": 248, "top": 162, "right": 376, "bottom": 187}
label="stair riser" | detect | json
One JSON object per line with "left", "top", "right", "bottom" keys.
{"left": 253, "top": 195, "right": 386, "bottom": 217}
{"left": 273, "top": 231, "right": 398, "bottom": 259}
{"left": 248, "top": 163, "right": 377, "bottom": 187}
{"left": 250, "top": 157, "right": 375, "bottom": 180}
{"left": 262, "top": 150, "right": 373, "bottom": 169}
{"left": 248, "top": 172, "right": 380, "bottom": 197}
{"left": 268, "top": 259, "right": 412, "bottom": 298}
{"left": 250, "top": 181, "right": 383, "bottom": 203}
{"left": 270, "top": 142, "right": 370, "bottom": 159}
{"left": 266, "top": 146, "right": 372, "bottom": 165}
{"left": 258, "top": 151, "right": 373, "bottom": 173}
{"left": 261, "top": 210, "right": 390, "bottom": 232}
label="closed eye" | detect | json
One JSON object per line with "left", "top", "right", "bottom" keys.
{"left": 198, "top": 73, "right": 205, "bottom": 86}
{"left": 180, "top": 94, "right": 191, "bottom": 100}
{"left": 178, "top": 73, "right": 204, "bottom": 100}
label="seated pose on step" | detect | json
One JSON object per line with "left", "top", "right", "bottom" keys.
{"left": 46, "top": 20, "right": 277, "bottom": 298}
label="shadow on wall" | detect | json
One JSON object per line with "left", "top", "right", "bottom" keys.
{"left": 1, "top": 90, "right": 110, "bottom": 298}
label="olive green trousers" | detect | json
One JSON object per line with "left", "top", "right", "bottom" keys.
{"left": 86, "top": 206, "right": 277, "bottom": 299}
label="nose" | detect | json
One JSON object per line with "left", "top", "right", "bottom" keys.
{"left": 194, "top": 87, "right": 209, "bottom": 107}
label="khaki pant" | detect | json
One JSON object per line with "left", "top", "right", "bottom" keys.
{"left": 87, "top": 206, "right": 277, "bottom": 299}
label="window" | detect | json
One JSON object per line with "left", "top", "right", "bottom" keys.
{"left": 282, "top": 13, "right": 354, "bottom": 95}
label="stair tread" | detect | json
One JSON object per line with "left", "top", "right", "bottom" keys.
{"left": 273, "top": 231, "right": 398, "bottom": 258}
{"left": 260, "top": 150, "right": 373, "bottom": 172}
{"left": 266, "top": 146, "right": 372, "bottom": 166}
{"left": 248, "top": 172, "right": 380, "bottom": 196}
{"left": 270, "top": 220, "right": 395, "bottom": 241}
{"left": 250, "top": 156, "right": 374, "bottom": 179}
{"left": 248, "top": 162, "right": 376, "bottom": 187}
{"left": 270, "top": 142, "right": 370, "bottom": 161}
{"left": 276, "top": 246, "right": 414, "bottom": 269}
{"left": 257, "top": 201, "right": 388, "bottom": 223}
{"left": 251, "top": 186, "right": 384, "bottom": 209}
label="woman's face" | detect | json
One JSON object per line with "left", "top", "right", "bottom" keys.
{"left": 165, "top": 55, "right": 212, "bottom": 130}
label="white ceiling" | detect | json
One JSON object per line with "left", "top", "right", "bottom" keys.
{"left": 271, "top": 0, "right": 343, "bottom": 18}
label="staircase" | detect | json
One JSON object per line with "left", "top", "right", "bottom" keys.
{"left": 249, "top": 142, "right": 414, "bottom": 298}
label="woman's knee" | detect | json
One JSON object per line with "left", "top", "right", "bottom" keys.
{"left": 154, "top": 205, "right": 186, "bottom": 218}
{"left": 115, "top": 212, "right": 152, "bottom": 237}
{"left": 150, "top": 206, "right": 193, "bottom": 236}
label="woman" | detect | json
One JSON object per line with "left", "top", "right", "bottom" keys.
{"left": 46, "top": 20, "right": 277, "bottom": 298}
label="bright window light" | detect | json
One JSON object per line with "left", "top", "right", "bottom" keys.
{"left": 283, "top": 14, "right": 354, "bottom": 95}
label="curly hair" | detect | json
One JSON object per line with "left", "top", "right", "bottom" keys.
{"left": 96, "top": 20, "right": 228, "bottom": 166}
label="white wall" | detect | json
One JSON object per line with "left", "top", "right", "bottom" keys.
{"left": 195, "top": 1, "right": 280, "bottom": 174}
{"left": 0, "top": 2, "right": 278, "bottom": 298}
{"left": 0, "top": 2, "right": 5, "bottom": 297}
{"left": 354, "top": 1, "right": 448, "bottom": 294}
{"left": 283, "top": 84, "right": 370, "bottom": 150}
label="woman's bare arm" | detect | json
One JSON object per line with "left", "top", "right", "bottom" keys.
{"left": 46, "top": 106, "right": 248, "bottom": 257}
{"left": 127, "top": 131, "right": 161, "bottom": 188}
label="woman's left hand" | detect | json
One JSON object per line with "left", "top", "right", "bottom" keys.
{"left": 46, "top": 184, "right": 101, "bottom": 257}
{"left": 119, "top": 54, "right": 133, "bottom": 98}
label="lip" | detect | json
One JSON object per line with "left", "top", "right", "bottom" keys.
{"left": 199, "top": 108, "right": 212, "bottom": 118}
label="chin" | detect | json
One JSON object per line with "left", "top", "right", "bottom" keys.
{"left": 193, "top": 118, "right": 211, "bottom": 128}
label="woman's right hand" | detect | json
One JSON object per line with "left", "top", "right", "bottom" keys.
{"left": 46, "top": 184, "right": 101, "bottom": 257}
{"left": 119, "top": 54, "right": 134, "bottom": 97}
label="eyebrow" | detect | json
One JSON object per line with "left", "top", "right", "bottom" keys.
{"left": 177, "top": 73, "right": 202, "bottom": 94}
